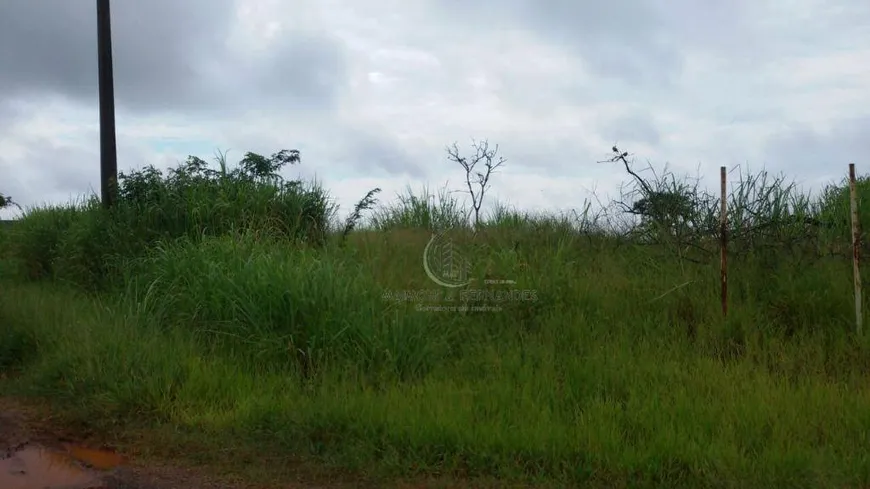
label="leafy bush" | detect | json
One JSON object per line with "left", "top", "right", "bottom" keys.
{"left": 3, "top": 150, "right": 335, "bottom": 291}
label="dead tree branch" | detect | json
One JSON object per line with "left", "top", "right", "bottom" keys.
{"left": 446, "top": 139, "right": 506, "bottom": 229}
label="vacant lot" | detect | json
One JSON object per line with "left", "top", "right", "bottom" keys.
{"left": 2, "top": 151, "right": 869, "bottom": 488}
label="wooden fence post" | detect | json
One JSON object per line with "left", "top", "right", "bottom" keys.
{"left": 720, "top": 166, "right": 728, "bottom": 318}
{"left": 849, "top": 163, "right": 862, "bottom": 334}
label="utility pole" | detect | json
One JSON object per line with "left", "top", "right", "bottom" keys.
{"left": 97, "top": 0, "right": 118, "bottom": 208}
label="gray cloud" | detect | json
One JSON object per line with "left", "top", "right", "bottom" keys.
{"left": 341, "top": 132, "right": 425, "bottom": 179}
{"left": 467, "top": 134, "right": 603, "bottom": 179}
{"left": 425, "top": 0, "right": 738, "bottom": 88}
{"left": 3, "top": 0, "right": 870, "bottom": 219}
{"left": 0, "top": 99, "right": 23, "bottom": 132}
{"left": 0, "top": 1, "right": 229, "bottom": 106}
{"left": 245, "top": 32, "right": 349, "bottom": 113}
{"left": 0, "top": 1, "right": 348, "bottom": 116}
{"left": 0, "top": 2, "right": 96, "bottom": 100}
{"left": 0, "top": 144, "right": 97, "bottom": 211}
{"left": 763, "top": 116, "right": 870, "bottom": 180}
{"left": 212, "top": 119, "right": 427, "bottom": 182}
{"left": 601, "top": 110, "right": 661, "bottom": 147}
{"left": 0, "top": 132, "right": 146, "bottom": 210}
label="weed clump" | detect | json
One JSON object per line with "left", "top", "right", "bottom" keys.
{"left": 4, "top": 149, "right": 334, "bottom": 291}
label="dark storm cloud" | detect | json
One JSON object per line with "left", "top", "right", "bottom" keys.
{"left": 0, "top": 2, "right": 96, "bottom": 100}
{"left": 0, "top": 0, "right": 231, "bottom": 106}
{"left": 763, "top": 116, "right": 870, "bottom": 181}
{"left": 0, "top": 1, "right": 348, "bottom": 115}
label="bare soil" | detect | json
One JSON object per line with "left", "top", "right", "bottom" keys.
{"left": 0, "top": 398, "right": 397, "bottom": 489}
{"left": 0, "top": 397, "right": 517, "bottom": 489}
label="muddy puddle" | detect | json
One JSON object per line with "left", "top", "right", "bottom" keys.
{"left": 0, "top": 442, "right": 126, "bottom": 489}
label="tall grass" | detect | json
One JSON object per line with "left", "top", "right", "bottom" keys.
{"left": 368, "top": 183, "right": 468, "bottom": 231}
{"left": 2, "top": 149, "right": 870, "bottom": 487}
{"left": 5, "top": 150, "right": 335, "bottom": 291}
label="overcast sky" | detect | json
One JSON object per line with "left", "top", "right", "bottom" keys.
{"left": 1, "top": 0, "right": 869, "bottom": 221}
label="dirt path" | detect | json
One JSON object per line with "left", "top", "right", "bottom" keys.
{"left": 0, "top": 398, "right": 375, "bottom": 489}
{"left": 1, "top": 399, "right": 255, "bottom": 489}
{"left": 0, "top": 397, "right": 523, "bottom": 489}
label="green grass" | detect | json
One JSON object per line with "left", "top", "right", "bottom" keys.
{"left": 2, "top": 149, "right": 870, "bottom": 488}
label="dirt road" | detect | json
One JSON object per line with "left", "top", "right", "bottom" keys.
{"left": 0, "top": 398, "right": 371, "bottom": 489}
{"left": 1, "top": 400, "right": 249, "bottom": 489}
{"left": 0, "top": 397, "right": 510, "bottom": 489}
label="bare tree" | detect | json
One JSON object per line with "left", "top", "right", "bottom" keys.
{"left": 446, "top": 139, "right": 506, "bottom": 229}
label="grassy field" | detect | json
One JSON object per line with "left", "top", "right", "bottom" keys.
{"left": 2, "top": 149, "right": 870, "bottom": 488}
